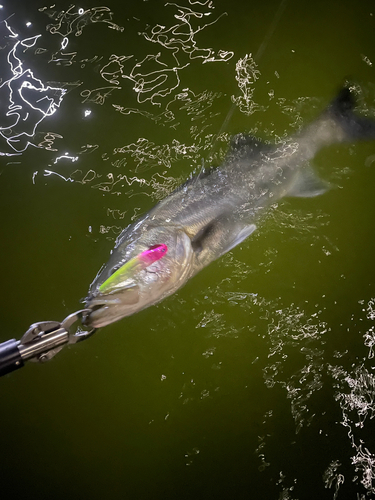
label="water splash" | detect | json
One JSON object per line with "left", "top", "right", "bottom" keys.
{"left": 363, "top": 299, "right": 375, "bottom": 359}
{"left": 141, "top": 2, "right": 233, "bottom": 66}
{"left": 0, "top": 21, "right": 65, "bottom": 155}
{"left": 41, "top": 4, "right": 124, "bottom": 37}
{"left": 330, "top": 364, "right": 375, "bottom": 495}
{"left": 323, "top": 460, "right": 345, "bottom": 500}
{"left": 231, "top": 54, "right": 262, "bottom": 116}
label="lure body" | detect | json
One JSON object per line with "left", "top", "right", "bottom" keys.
{"left": 99, "top": 244, "right": 168, "bottom": 294}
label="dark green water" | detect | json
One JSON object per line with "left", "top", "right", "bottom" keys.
{"left": 1, "top": 0, "right": 375, "bottom": 498}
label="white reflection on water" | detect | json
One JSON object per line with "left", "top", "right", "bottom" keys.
{"left": 140, "top": 3, "right": 233, "bottom": 67}
{"left": 196, "top": 307, "right": 244, "bottom": 339}
{"left": 193, "top": 249, "right": 375, "bottom": 498}
{"left": 41, "top": 4, "right": 124, "bottom": 37}
{"left": 231, "top": 54, "right": 262, "bottom": 116}
{"left": 364, "top": 298, "right": 375, "bottom": 359}
{"left": 325, "top": 298, "right": 375, "bottom": 496}
{"left": 1, "top": 1, "right": 234, "bottom": 159}
{"left": 0, "top": 21, "right": 65, "bottom": 155}
{"left": 264, "top": 304, "right": 327, "bottom": 433}
{"left": 329, "top": 363, "right": 375, "bottom": 496}
{"left": 323, "top": 460, "right": 344, "bottom": 500}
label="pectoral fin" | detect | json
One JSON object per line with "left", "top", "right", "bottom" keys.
{"left": 226, "top": 133, "right": 269, "bottom": 162}
{"left": 192, "top": 216, "right": 257, "bottom": 265}
{"left": 220, "top": 224, "right": 257, "bottom": 255}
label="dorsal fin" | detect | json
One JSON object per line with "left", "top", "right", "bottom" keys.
{"left": 230, "top": 133, "right": 263, "bottom": 150}
{"left": 225, "top": 133, "right": 268, "bottom": 162}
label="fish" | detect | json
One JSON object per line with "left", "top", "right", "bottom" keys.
{"left": 84, "top": 87, "right": 375, "bottom": 328}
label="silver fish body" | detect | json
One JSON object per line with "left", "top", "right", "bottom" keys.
{"left": 85, "top": 88, "right": 375, "bottom": 328}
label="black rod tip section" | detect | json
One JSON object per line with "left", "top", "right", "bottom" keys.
{"left": 0, "top": 339, "right": 24, "bottom": 377}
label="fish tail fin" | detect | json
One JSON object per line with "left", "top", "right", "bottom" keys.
{"left": 328, "top": 87, "right": 375, "bottom": 141}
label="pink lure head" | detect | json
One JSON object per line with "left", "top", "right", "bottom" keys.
{"left": 138, "top": 244, "right": 168, "bottom": 266}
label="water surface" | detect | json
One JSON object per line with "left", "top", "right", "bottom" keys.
{"left": 1, "top": 0, "right": 375, "bottom": 498}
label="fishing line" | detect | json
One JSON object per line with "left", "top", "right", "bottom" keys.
{"left": 207, "top": 0, "right": 288, "bottom": 160}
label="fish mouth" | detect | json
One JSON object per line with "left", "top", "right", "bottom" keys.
{"left": 83, "top": 286, "right": 140, "bottom": 328}
{"left": 83, "top": 304, "right": 111, "bottom": 329}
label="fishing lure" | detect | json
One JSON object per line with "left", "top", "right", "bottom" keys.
{"left": 99, "top": 244, "right": 168, "bottom": 294}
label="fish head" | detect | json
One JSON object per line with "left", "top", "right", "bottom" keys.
{"left": 84, "top": 226, "right": 194, "bottom": 328}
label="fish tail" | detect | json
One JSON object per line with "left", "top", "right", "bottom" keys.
{"left": 328, "top": 87, "right": 375, "bottom": 141}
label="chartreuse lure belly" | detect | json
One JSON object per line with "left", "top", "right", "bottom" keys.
{"left": 99, "top": 244, "right": 168, "bottom": 294}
